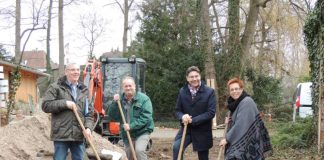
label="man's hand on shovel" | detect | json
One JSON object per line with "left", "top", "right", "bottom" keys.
{"left": 83, "top": 128, "right": 93, "bottom": 141}
{"left": 69, "top": 102, "right": 101, "bottom": 160}
{"left": 182, "top": 114, "right": 192, "bottom": 124}
{"left": 66, "top": 100, "right": 77, "bottom": 110}
{"left": 67, "top": 102, "right": 93, "bottom": 140}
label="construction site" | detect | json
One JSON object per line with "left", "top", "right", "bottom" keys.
{"left": 0, "top": 107, "right": 226, "bottom": 160}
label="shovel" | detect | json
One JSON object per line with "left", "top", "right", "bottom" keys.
{"left": 72, "top": 105, "right": 101, "bottom": 160}
{"left": 177, "top": 122, "right": 188, "bottom": 160}
{"left": 117, "top": 100, "right": 138, "bottom": 160}
{"left": 217, "top": 113, "right": 230, "bottom": 160}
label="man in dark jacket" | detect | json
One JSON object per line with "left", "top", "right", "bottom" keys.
{"left": 107, "top": 76, "right": 154, "bottom": 160}
{"left": 42, "top": 63, "right": 94, "bottom": 160}
{"left": 172, "top": 66, "right": 216, "bottom": 160}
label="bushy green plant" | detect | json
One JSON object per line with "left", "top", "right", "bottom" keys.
{"left": 271, "top": 118, "right": 316, "bottom": 149}
{"left": 246, "top": 69, "right": 283, "bottom": 111}
{"left": 272, "top": 105, "right": 293, "bottom": 122}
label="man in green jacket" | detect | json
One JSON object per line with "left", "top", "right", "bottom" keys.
{"left": 42, "top": 63, "right": 94, "bottom": 160}
{"left": 108, "top": 76, "right": 154, "bottom": 160}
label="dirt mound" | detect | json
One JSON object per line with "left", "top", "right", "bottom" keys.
{"left": 0, "top": 112, "right": 126, "bottom": 160}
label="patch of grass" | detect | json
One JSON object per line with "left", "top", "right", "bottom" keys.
{"left": 270, "top": 117, "right": 316, "bottom": 149}
{"left": 265, "top": 118, "right": 322, "bottom": 159}
{"left": 268, "top": 146, "right": 319, "bottom": 160}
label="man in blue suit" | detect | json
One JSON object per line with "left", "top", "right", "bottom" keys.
{"left": 172, "top": 66, "right": 216, "bottom": 160}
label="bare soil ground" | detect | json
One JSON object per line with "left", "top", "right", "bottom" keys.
{"left": 1, "top": 110, "right": 321, "bottom": 160}
{"left": 0, "top": 111, "right": 127, "bottom": 160}
{"left": 147, "top": 137, "right": 222, "bottom": 160}
{"left": 147, "top": 127, "right": 321, "bottom": 160}
{"left": 147, "top": 127, "right": 224, "bottom": 160}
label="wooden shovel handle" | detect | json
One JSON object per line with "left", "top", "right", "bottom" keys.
{"left": 117, "top": 100, "right": 137, "bottom": 160}
{"left": 73, "top": 106, "right": 101, "bottom": 160}
{"left": 217, "top": 112, "right": 230, "bottom": 160}
{"left": 177, "top": 123, "right": 188, "bottom": 160}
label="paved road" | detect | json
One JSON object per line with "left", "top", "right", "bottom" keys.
{"left": 151, "top": 127, "right": 225, "bottom": 139}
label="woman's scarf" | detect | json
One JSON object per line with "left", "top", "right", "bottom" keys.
{"left": 227, "top": 90, "right": 249, "bottom": 113}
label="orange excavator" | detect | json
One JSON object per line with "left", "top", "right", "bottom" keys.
{"left": 83, "top": 55, "right": 146, "bottom": 143}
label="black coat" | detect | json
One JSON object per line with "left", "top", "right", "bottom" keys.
{"left": 175, "top": 83, "right": 216, "bottom": 151}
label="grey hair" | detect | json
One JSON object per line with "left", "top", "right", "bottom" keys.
{"left": 122, "top": 76, "right": 135, "bottom": 84}
{"left": 65, "top": 63, "right": 80, "bottom": 70}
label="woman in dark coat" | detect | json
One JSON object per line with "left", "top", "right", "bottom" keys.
{"left": 172, "top": 66, "right": 216, "bottom": 160}
{"left": 219, "top": 77, "right": 272, "bottom": 160}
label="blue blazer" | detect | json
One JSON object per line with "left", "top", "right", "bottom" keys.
{"left": 175, "top": 82, "right": 216, "bottom": 151}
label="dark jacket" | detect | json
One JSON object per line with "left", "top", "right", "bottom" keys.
{"left": 107, "top": 92, "right": 154, "bottom": 145}
{"left": 175, "top": 82, "right": 216, "bottom": 151}
{"left": 42, "top": 76, "right": 94, "bottom": 141}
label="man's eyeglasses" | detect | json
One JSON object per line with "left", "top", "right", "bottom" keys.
{"left": 67, "top": 68, "right": 80, "bottom": 72}
{"left": 230, "top": 88, "right": 241, "bottom": 92}
{"left": 188, "top": 75, "right": 200, "bottom": 79}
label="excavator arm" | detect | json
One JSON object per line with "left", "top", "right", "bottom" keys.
{"left": 83, "top": 59, "right": 104, "bottom": 116}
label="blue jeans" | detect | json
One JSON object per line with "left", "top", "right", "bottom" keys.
{"left": 172, "top": 132, "right": 209, "bottom": 160}
{"left": 54, "top": 141, "right": 85, "bottom": 160}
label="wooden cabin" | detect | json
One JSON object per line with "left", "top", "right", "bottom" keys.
{"left": 0, "top": 60, "right": 50, "bottom": 106}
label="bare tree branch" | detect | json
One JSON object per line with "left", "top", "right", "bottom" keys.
{"left": 256, "top": 0, "right": 272, "bottom": 8}
{"left": 304, "top": 0, "right": 312, "bottom": 12}
{"left": 211, "top": 2, "right": 225, "bottom": 47}
{"left": 19, "top": 25, "right": 46, "bottom": 61}
{"left": 289, "top": 0, "right": 306, "bottom": 13}
{"left": 115, "top": 0, "right": 125, "bottom": 14}
{"left": 129, "top": 0, "right": 134, "bottom": 8}
{"left": 79, "top": 12, "right": 106, "bottom": 57}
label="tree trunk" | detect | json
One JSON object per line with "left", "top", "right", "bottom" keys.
{"left": 257, "top": 21, "right": 267, "bottom": 74}
{"left": 240, "top": 0, "right": 260, "bottom": 71}
{"left": 46, "top": 0, "right": 53, "bottom": 76}
{"left": 122, "top": 0, "right": 129, "bottom": 54}
{"left": 58, "top": 0, "right": 65, "bottom": 76}
{"left": 200, "top": 0, "right": 216, "bottom": 84}
{"left": 6, "top": 0, "right": 22, "bottom": 124}
{"left": 200, "top": 0, "right": 219, "bottom": 127}
{"left": 227, "top": 0, "right": 241, "bottom": 77}
{"left": 15, "top": 0, "right": 21, "bottom": 64}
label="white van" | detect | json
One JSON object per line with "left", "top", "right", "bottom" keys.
{"left": 292, "top": 82, "right": 313, "bottom": 119}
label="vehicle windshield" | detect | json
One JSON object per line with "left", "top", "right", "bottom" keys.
{"left": 102, "top": 62, "right": 132, "bottom": 110}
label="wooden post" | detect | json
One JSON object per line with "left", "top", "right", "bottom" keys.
{"left": 317, "top": 60, "right": 324, "bottom": 154}
{"left": 207, "top": 78, "right": 217, "bottom": 129}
